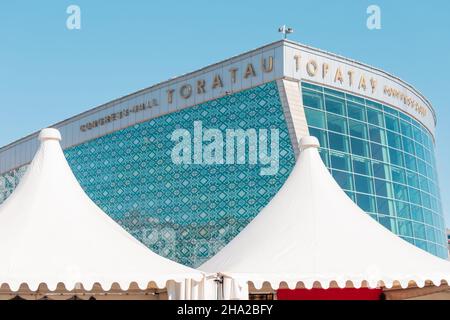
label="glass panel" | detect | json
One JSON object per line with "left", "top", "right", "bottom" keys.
{"left": 371, "top": 143, "right": 389, "bottom": 162}
{"left": 367, "top": 108, "right": 384, "bottom": 127}
{"left": 327, "top": 114, "right": 347, "bottom": 134}
{"left": 302, "top": 82, "right": 323, "bottom": 92}
{"left": 366, "top": 100, "right": 382, "bottom": 110}
{"left": 408, "top": 187, "right": 422, "bottom": 205}
{"left": 353, "top": 157, "right": 372, "bottom": 176}
{"left": 407, "top": 171, "right": 419, "bottom": 188}
{"left": 389, "top": 148, "right": 404, "bottom": 167}
{"left": 417, "top": 159, "right": 427, "bottom": 176}
{"left": 413, "top": 126, "right": 423, "bottom": 144}
{"left": 350, "top": 137, "right": 369, "bottom": 157}
{"left": 419, "top": 176, "right": 430, "bottom": 193}
{"left": 347, "top": 102, "right": 366, "bottom": 121}
{"left": 356, "top": 193, "right": 376, "bottom": 212}
{"left": 354, "top": 174, "right": 374, "bottom": 194}
{"left": 398, "top": 219, "right": 413, "bottom": 237}
{"left": 383, "top": 105, "right": 399, "bottom": 116}
{"left": 411, "top": 205, "right": 424, "bottom": 222}
{"left": 426, "top": 226, "right": 436, "bottom": 242}
{"left": 393, "top": 183, "right": 409, "bottom": 201}
{"left": 423, "top": 208, "right": 433, "bottom": 225}
{"left": 324, "top": 87, "right": 345, "bottom": 98}
{"left": 309, "top": 127, "right": 328, "bottom": 149}
{"left": 377, "top": 197, "right": 395, "bottom": 216}
{"left": 305, "top": 108, "right": 326, "bottom": 128}
{"left": 332, "top": 170, "right": 353, "bottom": 190}
{"left": 415, "top": 143, "right": 425, "bottom": 160}
{"left": 349, "top": 119, "right": 368, "bottom": 139}
{"left": 395, "top": 201, "right": 411, "bottom": 219}
{"left": 369, "top": 126, "right": 387, "bottom": 144}
{"left": 375, "top": 179, "right": 393, "bottom": 198}
{"left": 402, "top": 137, "right": 415, "bottom": 154}
{"left": 413, "top": 223, "right": 426, "bottom": 240}
{"left": 422, "top": 192, "right": 431, "bottom": 210}
{"left": 302, "top": 89, "right": 324, "bottom": 109}
{"left": 330, "top": 151, "right": 351, "bottom": 171}
{"left": 400, "top": 120, "right": 413, "bottom": 137}
{"left": 387, "top": 131, "right": 402, "bottom": 149}
{"left": 399, "top": 112, "right": 411, "bottom": 122}
{"left": 325, "top": 95, "right": 345, "bottom": 115}
{"left": 328, "top": 132, "right": 349, "bottom": 152}
{"left": 404, "top": 154, "right": 417, "bottom": 171}
{"left": 415, "top": 239, "right": 427, "bottom": 250}
{"left": 346, "top": 94, "right": 365, "bottom": 105}
{"left": 391, "top": 167, "right": 406, "bottom": 184}
{"left": 379, "top": 216, "right": 397, "bottom": 233}
{"left": 373, "top": 162, "right": 391, "bottom": 180}
{"left": 385, "top": 113, "right": 400, "bottom": 132}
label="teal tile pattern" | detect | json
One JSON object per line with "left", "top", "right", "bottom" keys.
{"left": 60, "top": 81, "right": 295, "bottom": 267}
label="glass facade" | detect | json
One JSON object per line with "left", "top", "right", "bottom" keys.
{"left": 302, "top": 82, "right": 448, "bottom": 259}
{"left": 0, "top": 79, "right": 447, "bottom": 267}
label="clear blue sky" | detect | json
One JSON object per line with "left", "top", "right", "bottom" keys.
{"left": 0, "top": 0, "right": 449, "bottom": 226}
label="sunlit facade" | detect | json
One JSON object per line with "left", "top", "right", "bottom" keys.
{"left": 0, "top": 40, "right": 446, "bottom": 265}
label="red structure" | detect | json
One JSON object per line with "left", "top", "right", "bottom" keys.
{"left": 277, "top": 288, "right": 383, "bottom": 300}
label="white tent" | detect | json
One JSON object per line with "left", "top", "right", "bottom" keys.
{"left": 200, "top": 136, "right": 450, "bottom": 299}
{"left": 0, "top": 128, "right": 208, "bottom": 300}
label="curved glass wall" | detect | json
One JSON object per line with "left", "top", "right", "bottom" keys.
{"left": 302, "top": 82, "right": 448, "bottom": 259}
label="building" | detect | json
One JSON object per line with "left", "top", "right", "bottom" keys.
{"left": 0, "top": 40, "right": 447, "bottom": 266}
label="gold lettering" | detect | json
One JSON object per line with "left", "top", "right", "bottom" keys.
{"left": 359, "top": 76, "right": 367, "bottom": 90}
{"left": 244, "top": 63, "right": 256, "bottom": 78}
{"left": 348, "top": 70, "right": 354, "bottom": 86}
{"left": 212, "top": 74, "right": 223, "bottom": 89}
{"left": 306, "top": 60, "right": 318, "bottom": 76}
{"left": 261, "top": 56, "right": 273, "bottom": 73}
{"left": 294, "top": 55, "right": 301, "bottom": 71}
{"left": 197, "top": 80, "right": 206, "bottom": 94}
{"left": 383, "top": 85, "right": 427, "bottom": 117}
{"left": 167, "top": 89, "right": 175, "bottom": 104}
{"left": 180, "top": 84, "right": 192, "bottom": 99}
{"left": 370, "top": 78, "right": 377, "bottom": 93}
{"left": 229, "top": 68, "right": 238, "bottom": 84}
{"left": 334, "top": 68, "right": 343, "bottom": 84}
{"left": 322, "top": 63, "right": 329, "bottom": 79}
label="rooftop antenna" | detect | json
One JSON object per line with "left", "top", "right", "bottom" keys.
{"left": 278, "top": 25, "right": 294, "bottom": 39}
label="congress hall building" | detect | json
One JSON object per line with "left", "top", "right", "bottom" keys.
{"left": 0, "top": 40, "right": 447, "bottom": 266}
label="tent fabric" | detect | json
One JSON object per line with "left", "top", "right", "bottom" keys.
{"left": 0, "top": 128, "right": 206, "bottom": 299}
{"left": 200, "top": 136, "right": 450, "bottom": 298}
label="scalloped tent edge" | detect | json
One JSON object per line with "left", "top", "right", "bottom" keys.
{"left": 0, "top": 128, "right": 212, "bottom": 300}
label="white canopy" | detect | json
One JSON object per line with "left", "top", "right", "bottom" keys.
{"left": 200, "top": 136, "right": 450, "bottom": 298}
{"left": 0, "top": 128, "right": 205, "bottom": 298}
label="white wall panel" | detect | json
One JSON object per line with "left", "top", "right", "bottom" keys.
{"left": 0, "top": 40, "right": 436, "bottom": 174}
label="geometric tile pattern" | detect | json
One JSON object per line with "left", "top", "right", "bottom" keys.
{"left": 0, "top": 165, "right": 28, "bottom": 204}
{"left": 62, "top": 81, "right": 295, "bottom": 267}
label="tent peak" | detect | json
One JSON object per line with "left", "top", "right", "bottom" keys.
{"left": 38, "top": 128, "right": 61, "bottom": 142}
{"left": 299, "top": 136, "right": 320, "bottom": 150}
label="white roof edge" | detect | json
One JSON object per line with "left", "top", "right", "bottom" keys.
{"left": 0, "top": 39, "right": 437, "bottom": 154}
{"left": 283, "top": 40, "right": 437, "bottom": 124}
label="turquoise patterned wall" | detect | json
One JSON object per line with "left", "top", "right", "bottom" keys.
{"left": 0, "top": 166, "right": 28, "bottom": 204}
{"left": 62, "top": 81, "right": 295, "bottom": 267}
